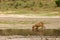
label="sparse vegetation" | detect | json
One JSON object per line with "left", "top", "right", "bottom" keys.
{"left": 0, "top": 29, "right": 60, "bottom": 36}
{"left": 0, "top": 21, "right": 35, "bottom": 24}
{"left": 0, "top": 0, "right": 58, "bottom": 11}
{"left": 0, "top": 0, "right": 59, "bottom": 16}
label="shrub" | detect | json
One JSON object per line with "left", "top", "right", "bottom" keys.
{"left": 55, "top": 0, "right": 60, "bottom": 7}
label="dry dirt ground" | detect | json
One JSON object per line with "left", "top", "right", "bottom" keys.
{"left": 0, "top": 14, "right": 60, "bottom": 40}
{"left": 0, "top": 36, "right": 60, "bottom": 40}
{"left": 0, "top": 14, "right": 60, "bottom": 29}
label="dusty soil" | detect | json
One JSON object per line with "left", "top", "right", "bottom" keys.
{"left": 0, "top": 14, "right": 60, "bottom": 29}
{"left": 0, "top": 36, "right": 60, "bottom": 40}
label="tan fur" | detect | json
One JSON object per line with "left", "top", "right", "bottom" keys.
{"left": 32, "top": 22, "right": 44, "bottom": 31}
